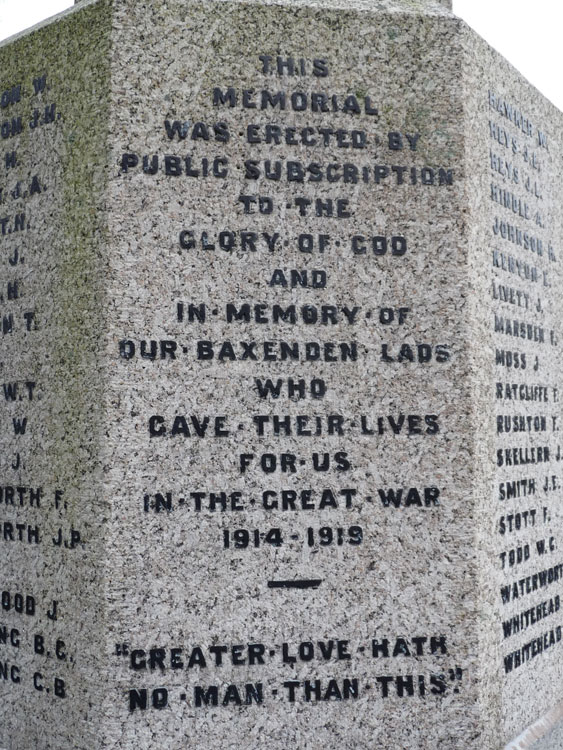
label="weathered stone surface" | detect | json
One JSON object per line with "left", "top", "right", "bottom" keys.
{"left": 0, "top": 0, "right": 561, "bottom": 748}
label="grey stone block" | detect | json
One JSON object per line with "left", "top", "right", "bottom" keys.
{"left": 0, "top": 0, "right": 561, "bottom": 747}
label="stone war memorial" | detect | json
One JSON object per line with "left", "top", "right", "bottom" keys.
{"left": 1, "top": 0, "right": 562, "bottom": 746}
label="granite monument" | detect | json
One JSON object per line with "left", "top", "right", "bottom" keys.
{"left": 0, "top": 0, "right": 562, "bottom": 747}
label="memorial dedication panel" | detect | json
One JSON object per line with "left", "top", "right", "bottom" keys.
{"left": 107, "top": 1, "right": 471, "bottom": 747}
{"left": 0, "top": 0, "right": 562, "bottom": 748}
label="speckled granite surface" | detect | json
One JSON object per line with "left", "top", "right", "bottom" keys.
{"left": 0, "top": 0, "right": 561, "bottom": 747}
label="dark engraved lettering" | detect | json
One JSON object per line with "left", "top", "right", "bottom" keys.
{"left": 194, "top": 683, "right": 263, "bottom": 707}
{"left": 503, "top": 628, "right": 562, "bottom": 674}
{"left": 378, "top": 487, "right": 440, "bottom": 508}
